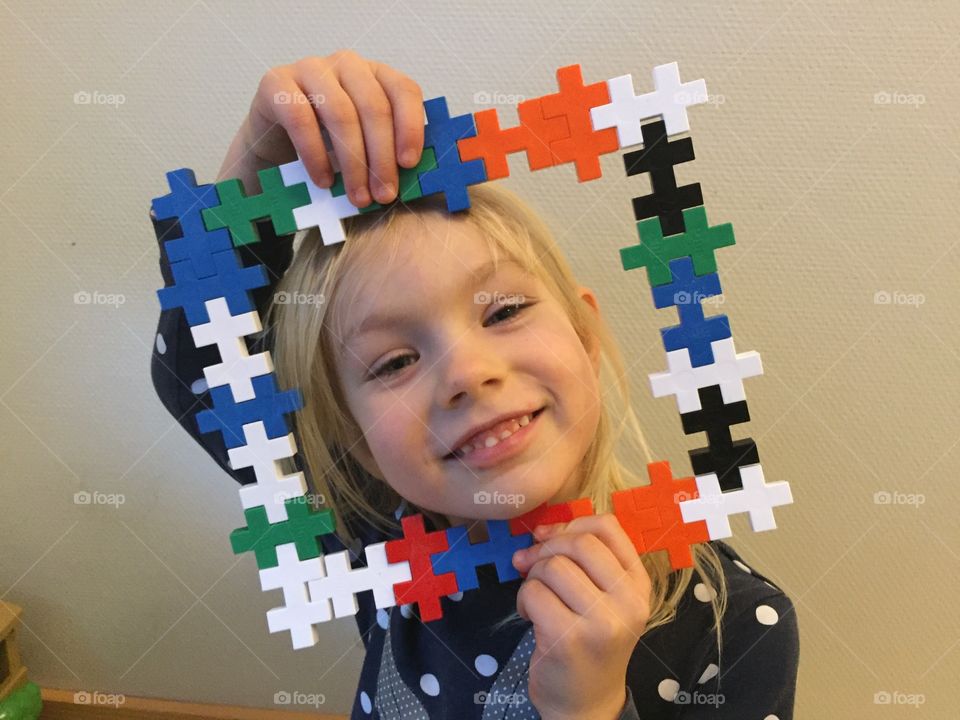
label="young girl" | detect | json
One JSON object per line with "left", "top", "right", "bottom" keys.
{"left": 151, "top": 50, "right": 799, "bottom": 720}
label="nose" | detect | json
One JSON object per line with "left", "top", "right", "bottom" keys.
{"left": 439, "top": 333, "right": 506, "bottom": 407}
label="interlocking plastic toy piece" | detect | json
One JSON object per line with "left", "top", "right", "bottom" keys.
{"left": 649, "top": 337, "right": 763, "bottom": 414}
{"left": 330, "top": 146, "right": 439, "bottom": 211}
{"left": 230, "top": 495, "right": 336, "bottom": 569}
{"left": 259, "top": 543, "right": 331, "bottom": 649}
{"left": 659, "top": 296, "right": 731, "bottom": 368}
{"left": 591, "top": 62, "right": 708, "bottom": 147}
{"left": 621, "top": 205, "right": 736, "bottom": 287}
{"left": 431, "top": 520, "right": 534, "bottom": 592}
{"left": 227, "top": 421, "right": 308, "bottom": 523}
{"left": 384, "top": 514, "right": 459, "bottom": 621}
{"left": 611, "top": 460, "right": 710, "bottom": 570}
{"left": 202, "top": 166, "right": 311, "bottom": 247}
{"left": 157, "top": 249, "right": 268, "bottom": 326}
{"left": 679, "top": 464, "right": 793, "bottom": 539}
{"left": 308, "top": 541, "right": 413, "bottom": 618}
{"left": 508, "top": 497, "right": 595, "bottom": 536}
{"left": 457, "top": 101, "right": 567, "bottom": 179}
{"left": 152, "top": 168, "right": 234, "bottom": 279}
{"left": 189, "top": 297, "right": 272, "bottom": 403}
{"left": 624, "top": 119, "right": 704, "bottom": 236}
{"left": 539, "top": 64, "right": 619, "bottom": 182}
{"left": 651, "top": 256, "right": 723, "bottom": 312}
{"left": 418, "top": 97, "right": 488, "bottom": 212}
{"left": 681, "top": 385, "right": 759, "bottom": 491}
{"left": 277, "top": 158, "right": 361, "bottom": 245}
{"left": 196, "top": 372, "right": 303, "bottom": 449}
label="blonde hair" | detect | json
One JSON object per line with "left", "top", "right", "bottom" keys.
{"left": 265, "top": 181, "right": 728, "bottom": 648}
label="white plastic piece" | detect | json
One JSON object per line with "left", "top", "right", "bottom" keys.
{"left": 591, "top": 61, "right": 708, "bottom": 147}
{"left": 649, "top": 337, "right": 763, "bottom": 413}
{"left": 308, "top": 541, "right": 413, "bottom": 619}
{"left": 679, "top": 464, "right": 793, "bottom": 540}
{"left": 278, "top": 158, "right": 362, "bottom": 245}
{"left": 229, "top": 421, "right": 308, "bottom": 523}
{"left": 190, "top": 297, "right": 272, "bottom": 402}
{"left": 259, "top": 543, "right": 332, "bottom": 649}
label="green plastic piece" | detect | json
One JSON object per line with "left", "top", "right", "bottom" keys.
{"left": 331, "top": 147, "right": 438, "bottom": 212}
{"left": 0, "top": 681, "right": 42, "bottom": 720}
{"left": 202, "top": 166, "right": 310, "bottom": 247}
{"left": 230, "top": 496, "right": 336, "bottom": 569}
{"left": 619, "top": 205, "right": 736, "bottom": 287}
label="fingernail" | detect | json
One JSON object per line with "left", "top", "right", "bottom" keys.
{"left": 513, "top": 549, "right": 527, "bottom": 565}
{"left": 401, "top": 148, "right": 418, "bottom": 166}
{"left": 377, "top": 182, "right": 395, "bottom": 203}
{"left": 353, "top": 187, "right": 370, "bottom": 206}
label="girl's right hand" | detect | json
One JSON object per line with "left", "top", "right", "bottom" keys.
{"left": 217, "top": 50, "right": 425, "bottom": 209}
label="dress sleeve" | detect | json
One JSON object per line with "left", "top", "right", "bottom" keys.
{"left": 679, "top": 591, "right": 799, "bottom": 719}
{"left": 149, "top": 208, "right": 296, "bottom": 486}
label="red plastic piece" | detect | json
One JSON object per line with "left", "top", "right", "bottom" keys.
{"left": 509, "top": 496, "right": 595, "bottom": 536}
{"left": 540, "top": 64, "right": 620, "bottom": 182}
{"left": 611, "top": 460, "right": 710, "bottom": 570}
{"left": 384, "top": 514, "right": 459, "bottom": 621}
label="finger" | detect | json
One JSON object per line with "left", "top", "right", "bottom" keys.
{"left": 535, "top": 513, "right": 642, "bottom": 574}
{"left": 265, "top": 74, "right": 334, "bottom": 188}
{"left": 516, "top": 576, "right": 576, "bottom": 635}
{"left": 522, "top": 553, "right": 602, "bottom": 616}
{"left": 339, "top": 60, "right": 399, "bottom": 204}
{"left": 296, "top": 62, "right": 370, "bottom": 208}
{"left": 370, "top": 61, "right": 425, "bottom": 168}
{"left": 514, "top": 532, "right": 626, "bottom": 594}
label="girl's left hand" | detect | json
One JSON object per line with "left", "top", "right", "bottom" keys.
{"left": 511, "top": 513, "right": 652, "bottom": 720}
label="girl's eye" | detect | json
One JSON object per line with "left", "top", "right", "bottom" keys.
{"left": 369, "top": 301, "right": 533, "bottom": 379}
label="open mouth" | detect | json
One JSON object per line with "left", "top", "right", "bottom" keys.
{"left": 444, "top": 406, "right": 547, "bottom": 461}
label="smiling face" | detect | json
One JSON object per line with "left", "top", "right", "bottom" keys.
{"left": 333, "top": 211, "right": 603, "bottom": 527}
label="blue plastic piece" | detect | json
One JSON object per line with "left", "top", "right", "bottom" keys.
{"left": 418, "top": 97, "right": 487, "bottom": 212}
{"left": 651, "top": 256, "right": 723, "bottom": 310}
{"left": 152, "top": 169, "right": 234, "bottom": 278}
{"left": 656, "top": 258, "right": 731, "bottom": 367}
{"left": 431, "top": 520, "right": 534, "bottom": 592}
{"left": 196, "top": 373, "right": 304, "bottom": 449}
{"left": 156, "top": 249, "right": 268, "bottom": 325}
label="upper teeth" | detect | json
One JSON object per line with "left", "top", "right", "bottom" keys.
{"left": 456, "top": 413, "right": 533, "bottom": 457}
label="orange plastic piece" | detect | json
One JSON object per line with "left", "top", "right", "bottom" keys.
{"left": 540, "top": 64, "right": 620, "bottom": 182}
{"left": 611, "top": 460, "right": 710, "bottom": 569}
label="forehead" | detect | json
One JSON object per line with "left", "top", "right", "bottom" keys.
{"left": 337, "top": 216, "right": 528, "bottom": 345}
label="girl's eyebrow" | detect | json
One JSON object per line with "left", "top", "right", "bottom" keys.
{"left": 343, "top": 257, "right": 526, "bottom": 345}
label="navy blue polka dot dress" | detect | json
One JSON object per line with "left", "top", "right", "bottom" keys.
{"left": 150, "top": 213, "right": 799, "bottom": 719}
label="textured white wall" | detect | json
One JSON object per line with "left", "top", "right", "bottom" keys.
{"left": 1, "top": 1, "right": 958, "bottom": 717}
